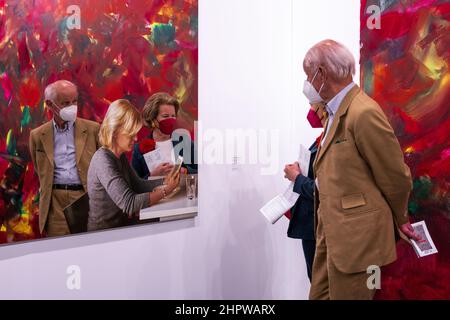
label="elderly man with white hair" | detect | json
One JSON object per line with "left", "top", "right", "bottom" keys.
{"left": 29, "top": 80, "right": 100, "bottom": 237}
{"left": 300, "top": 40, "right": 420, "bottom": 299}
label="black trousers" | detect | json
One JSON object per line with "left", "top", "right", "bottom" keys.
{"left": 302, "top": 239, "right": 316, "bottom": 282}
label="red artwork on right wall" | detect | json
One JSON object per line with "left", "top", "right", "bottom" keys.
{"left": 360, "top": 0, "right": 450, "bottom": 299}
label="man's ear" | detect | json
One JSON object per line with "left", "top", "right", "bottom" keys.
{"left": 318, "top": 66, "right": 328, "bottom": 81}
{"left": 45, "top": 100, "right": 54, "bottom": 110}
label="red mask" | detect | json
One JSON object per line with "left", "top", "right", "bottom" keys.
{"left": 157, "top": 118, "right": 177, "bottom": 135}
{"left": 307, "top": 109, "right": 322, "bottom": 128}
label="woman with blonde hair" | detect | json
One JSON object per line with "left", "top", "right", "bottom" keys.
{"left": 87, "top": 99, "right": 180, "bottom": 231}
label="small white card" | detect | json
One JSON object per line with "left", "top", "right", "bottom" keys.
{"left": 410, "top": 221, "right": 438, "bottom": 258}
{"left": 259, "top": 144, "right": 311, "bottom": 224}
{"left": 143, "top": 148, "right": 165, "bottom": 173}
{"left": 260, "top": 186, "right": 298, "bottom": 224}
{"left": 143, "top": 147, "right": 176, "bottom": 173}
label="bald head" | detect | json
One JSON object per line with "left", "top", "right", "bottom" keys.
{"left": 44, "top": 80, "right": 78, "bottom": 124}
{"left": 44, "top": 80, "right": 78, "bottom": 107}
{"left": 302, "top": 40, "right": 355, "bottom": 102}
{"left": 303, "top": 39, "right": 355, "bottom": 82}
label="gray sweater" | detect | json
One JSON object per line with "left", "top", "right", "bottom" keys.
{"left": 87, "top": 147, "right": 162, "bottom": 231}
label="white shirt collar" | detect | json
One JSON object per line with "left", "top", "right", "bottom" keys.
{"left": 52, "top": 119, "right": 74, "bottom": 132}
{"left": 326, "top": 82, "right": 356, "bottom": 116}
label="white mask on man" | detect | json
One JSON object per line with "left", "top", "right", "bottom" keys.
{"left": 302, "top": 69, "right": 324, "bottom": 104}
{"left": 53, "top": 103, "right": 78, "bottom": 122}
{"left": 60, "top": 104, "right": 78, "bottom": 122}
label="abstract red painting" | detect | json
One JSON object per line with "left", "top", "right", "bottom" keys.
{"left": 0, "top": 0, "right": 198, "bottom": 244}
{"left": 361, "top": 0, "right": 449, "bottom": 299}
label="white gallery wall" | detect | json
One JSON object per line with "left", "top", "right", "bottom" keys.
{"left": 0, "top": 0, "right": 359, "bottom": 299}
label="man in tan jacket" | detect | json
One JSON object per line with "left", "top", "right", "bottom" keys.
{"left": 301, "top": 40, "right": 420, "bottom": 300}
{"left": 29, "top": 80, "right": 100, "bottom": 237}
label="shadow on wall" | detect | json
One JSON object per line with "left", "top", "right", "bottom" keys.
{"left": 217, "top": 166, "right": 274, "bottom": 299}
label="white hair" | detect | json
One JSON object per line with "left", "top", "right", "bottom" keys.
{"left": 303, "top": 40, "right": 355, "bottom": 81}
{"left": 44, "top": 80, "right": 77, "bottom": 102}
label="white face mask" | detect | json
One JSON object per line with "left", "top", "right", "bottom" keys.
{"left": 302, "top": 69, "right": 324, "bottom": 104}
{"left": 56, "top": 104, "right": 78, "bottom": 122}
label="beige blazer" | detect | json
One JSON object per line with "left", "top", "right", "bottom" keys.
{"left": 313, "top": 85, "right": 412, "bottom": 274}
{"left": 29, "top": 118, "right": 100, "bottom": 234}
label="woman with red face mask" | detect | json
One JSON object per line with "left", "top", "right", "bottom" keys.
{"left": 131, "top": 92, "right": 197, "bottom": 179}
{"left": 283, "top": 102, "right": 327, "bottom": 282}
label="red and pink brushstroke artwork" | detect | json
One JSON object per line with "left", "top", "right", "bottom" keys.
{"left": 361, "top": 0, "right": 449, "bottom": 299}
{"left": 0, "top": 0, "right": 198, "bottom": 244}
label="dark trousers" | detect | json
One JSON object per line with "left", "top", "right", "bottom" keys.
{"left": 302, "top": 239, "right": 316, "bottom": 282}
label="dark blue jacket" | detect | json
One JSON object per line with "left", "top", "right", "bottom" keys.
{"left": 131, "top": 132, "right": 197, "bottom": 179}
{"left": 287, "top": 141, "right": 318, "bottom": 240}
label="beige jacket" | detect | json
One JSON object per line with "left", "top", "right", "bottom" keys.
{"left": 29, "top": 118, "right": 100, "bottom": 234}
{"left": 313, "top": 85, "right": 412, "bottom": 274}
